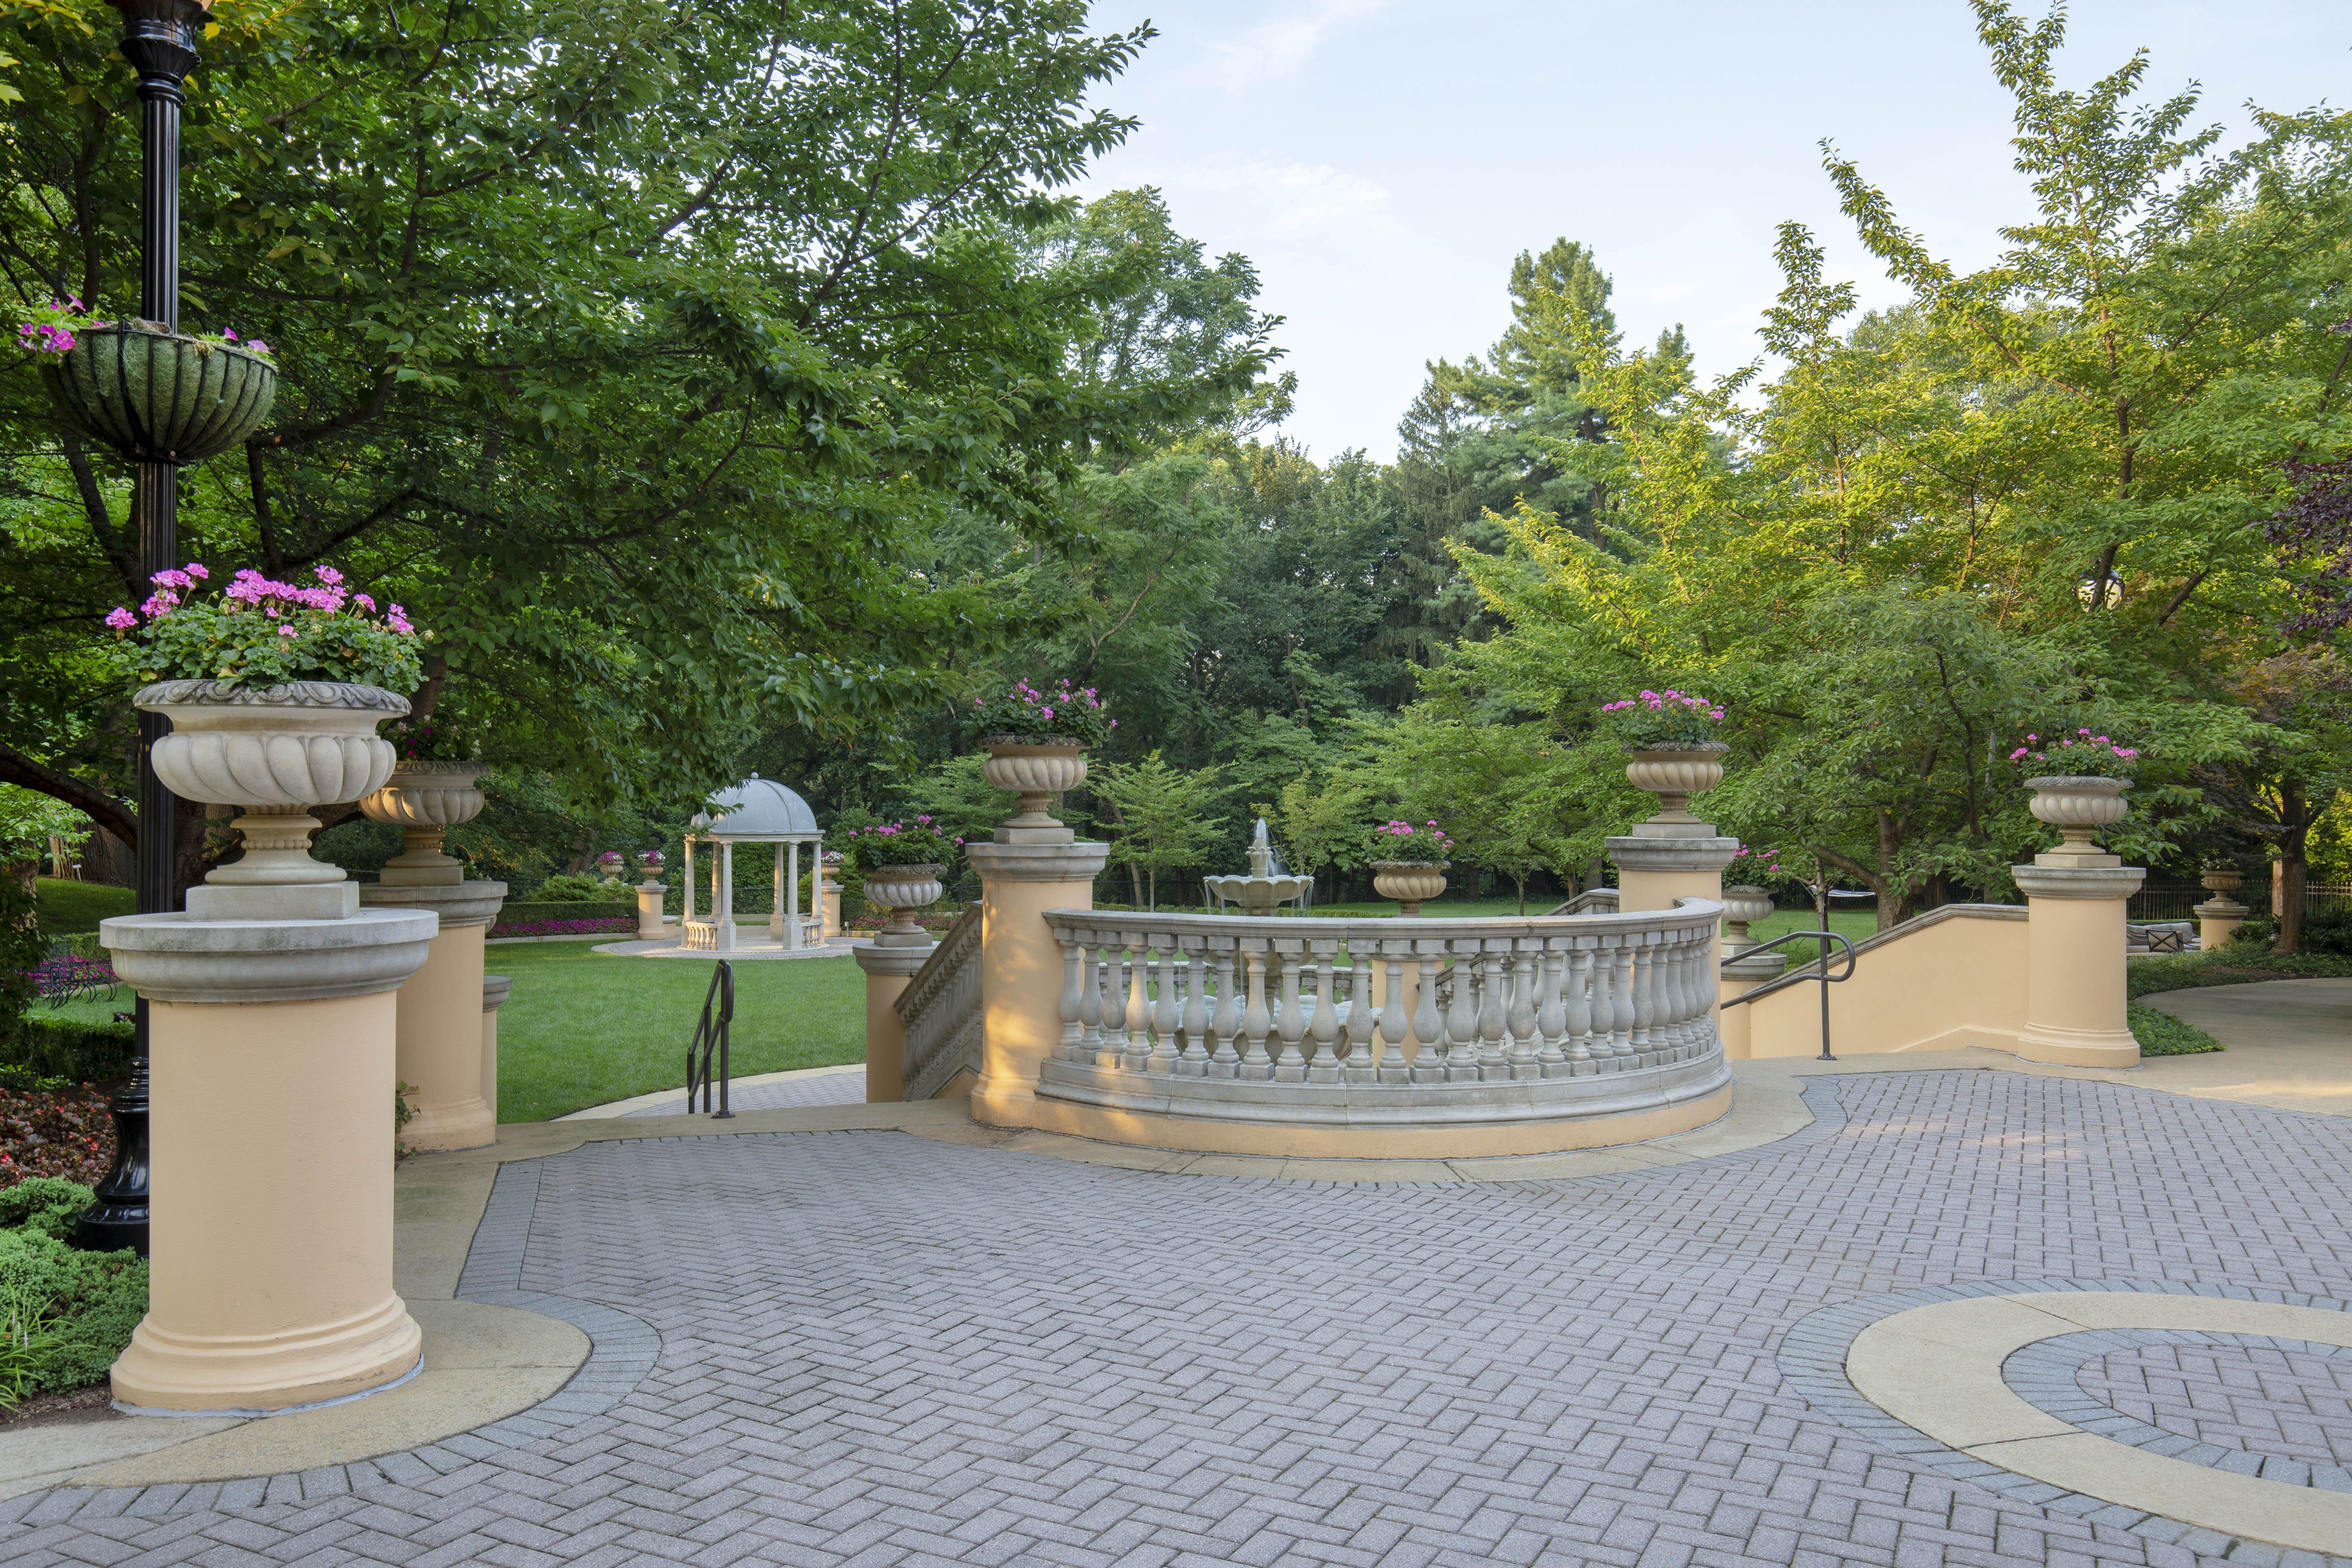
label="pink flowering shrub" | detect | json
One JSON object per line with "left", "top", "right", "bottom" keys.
{"left": 103, "top": 561, "right": 424, "bottom": 692}
{"left": 1367, "top": 819, "right": 1452, "bottom": 862}
{"left": 11, "top": 299, "right": 274, "bottom": 359}
{"left": 1599, "top": 689, "right": 1726, "bottom": 749}
{"left": 489, "top": 917, "right": 635, "bottom": 939}
{"left": 970, "top": 677, "right": 1113, "bottom": 748}
{"left": 842, "top": 818, "right": 963, "bottom": 875}
{"left": 2010, "top": 730, "right": 2141, "bottom": 781}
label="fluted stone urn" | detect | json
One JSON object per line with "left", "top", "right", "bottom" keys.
{"left": 862, "top": 863, "right": 944, "bottom": 947}
{"left": 358, "top": 760, "right": 486, "bottom": 886}
{"left": 2023, "top": 776, "right": 2131, "bottom": 857}
{"left": 136, "top": 679, "right": 406, "bottom": 918}
{"left": 2200, "top": 866, "right": 2244, "bottom": 895}
{"left": 981, "top": 739, "right": 1086, "bottom": 841}
{"left": 1721, "top": 885, "right": 1776, "bottom": 954}
{"left": 1370, "top": 860, "right": 1447, "bottom": 916}
{"left": 1624, "top": 743, "right": 1728, "bottom": 824}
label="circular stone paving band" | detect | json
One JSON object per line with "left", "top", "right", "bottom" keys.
{"left": 1778, "top": 1280, "right": 2352, "bottom": 1559}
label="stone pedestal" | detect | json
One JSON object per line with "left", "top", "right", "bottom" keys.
{"left": 855, "top": 942, "right": 932, "bottom": 1103}
{"left": 1609, "top": 820, "right": 1740, "bottom": 1027}
{"left": 2013, "top": 851, "right": 2146, "bottom": 1069}
{"left": 822, "top": 879, "right": 842, "bottom": 938}
{"left": 2196, "top": 896, "right": 2249, "bottom": 952}
{"left": 966, "top": 839, "right": 1109, "bottom": 1126}
{"left": 636, "top": 882, "right": 667, "bottom": 941}
{"left": 1715, "top": 946, "right": 1790, "bottom": 1060}
{"left": 360, "top": 882, "right": 508, "bottom": 1150}
{"left": 481, "top": 973, "right": 512, "bottom": 1126}
{"left": 99, "top": 908, "right": 436, "bottom": 1414}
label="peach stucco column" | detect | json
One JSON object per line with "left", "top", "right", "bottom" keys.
{"left": 481, "top": 972, "right": 512, "bottom": 1125}
{"left": 2012, "top": 853, "right": 2145, "bottom": 1069}
{"left": 966, "top": 839, "right": 1108, "bottom": 1127}
{"left": 100, "top": 907, "right": 436, "bottom": 1414}
{"left": 855, "top": 942, "right": 931, "bottom": 1102}
{"left": 1608, "top": 820, "right": 1738, "bottom": 1033}
{"left": 361, "top": 882, "right": 506, "bottom": 1148}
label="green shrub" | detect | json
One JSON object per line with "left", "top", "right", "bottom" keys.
{"left": 2129, "top": 1003, "right": 2224, "bottom": 1056}
{"left": 494, "top": 899, "right": 635, "bottom": 927}
{"left": 31, "top": 879, "right": 132, "bottom": 934}
{"left": 0, "top": 1179, "right": 145, "bottom": 1400}
{"left": 532, "top": 873, "right": 614, "bottom": 902}
{"left": 2298, "top": 906, "right": 2352, "bottom": 957}
{"left": 6, "top": 1018, "right": 135, "bottom": 1084}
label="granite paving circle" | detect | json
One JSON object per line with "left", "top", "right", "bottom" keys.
{"left": 8, "top": 1069, "right": 2352, "bottom": 1566}
{"left": 2079, "top": 1340, "right": 2352, "bottom": 1469}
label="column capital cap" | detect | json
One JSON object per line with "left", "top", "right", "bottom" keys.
{"left": 482, "top": 973, "right": 513, "bottom": 1012}
{"left": 1606, "top": 835, "right": 1740, "bottom": 873}
{"left": 101, "top": 908, "right": 437, "bottom": 1003}
{"left": 1721, "top": 948, "right": 1790, "bottom": 981}
{"left": 2012, "top": 863, "right": 2146, "bottom": 901}
{"left": 854, "top": 941, "right": 936, "bottom": 977}
{"left": 967, "top": 840, "right": 1111, "bottom": 882}
{"left": 359, "top": 880, "right": 509, "bottom": 928}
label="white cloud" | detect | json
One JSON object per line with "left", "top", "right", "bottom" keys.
{"left": 1209, "top": 0, "right": 1391, "bottom": 88}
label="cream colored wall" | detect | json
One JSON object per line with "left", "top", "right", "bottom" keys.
{"left": 113, "top": 993, "right": 422, "bottom": 1412}
{"left": 1741, "top": 910, "right": 2028, "bottom": 1057}
{"left": 971, "top": 875, "right": 1091, "bottom": 1126}
{"left": 396, "top": 925, "right": 496, "bottom": 1151}
{"left": 864, "top": 970, "right": 912, "bottom": 1103}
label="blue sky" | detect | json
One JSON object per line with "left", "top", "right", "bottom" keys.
{"left": 1074, "top": 1, "right": 2350, "bottom": 461}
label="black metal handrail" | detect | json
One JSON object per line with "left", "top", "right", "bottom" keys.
{"left": 1718, "top": 930, "right": 1858, "bottom": 1061}
{"left": 685, "top": 961, "right": 734, "bottom": 1117}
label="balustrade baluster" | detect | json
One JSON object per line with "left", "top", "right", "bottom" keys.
{"left": 1058, "top": 939, "right": 1084, "bottom": 1062}
{"left": 1098, "top": 940, "right": 1128, "bottom": 1068}
{"left": 1307, "top": 938, "right": 1342, "bottom": 1083}
{"left": 1475, "top": 945, "right": 1509, "bottom": 1080}
{"left": 1411, "top": 948, "right": 1446, "bottom": 1083}
{"left": 1632, "top": 944, "right": 1657, "bottom": 1058}
{"left": 1378, "top": 948, "right": 1411, "bottom": 1084}
{"left": 1676, "top": 932, "right": 1700, "bottom": 1051}
{"left": 1345, "top": 951, "right": 1377, "bottom": 1081}
{"left": 1125, "top": 940, "right": 1152, "bottom": 1070}
{"left": 1609, "top": 949, "right": 1636, "bottom": 1059}
{"left": 1211, "top": 944, "right": 1241, "bottom": 1076}
{"left": 1151, "top": 941, "right": 1183, "bottom": 1072}
{"left": 1241, "top": 947, "right": 1273, "bottom": 1076}
{"left": 1562, "top": 948, "right": 1593, "bottom": 1065}
{"left": 1180, "top": 942, "right": 1212, "bottom": 1075}
{"left": 1443, "top": 939, "right": 1481, "bottom": 1080}
{"left": 1510, "top": 944, "right": 1542, "bottom": 1078}
{"left": 1078, "top": 939, "right": 1104, "bottom": 1063}
{"left": 1274, "top": 946, "right": 1307, "bottom": 1083}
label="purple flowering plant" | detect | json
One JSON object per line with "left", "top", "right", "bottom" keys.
{"left": 2010, "top": 730, "right": 2141, "bottom": 781}
{"left": 104, "top": 561, "right": 425, "bottom": 692}
{"left": 12, "top": 299, "right": 275, "bottom": 359}
{"left": 1598, "top": 689, "right": 1726, "bottom": 749}
{"left": 1368, "top": 819, "right": 1452, "bottom": 863}
{"left": 842, "top": 817, "right": 964, "bottom": 875}
{"left": 970, "top": 677, "right": 1113, "bottom": 748}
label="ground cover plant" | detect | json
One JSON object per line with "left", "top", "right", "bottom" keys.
{"left": 0, "top": 1178, "right": 144, "bottom": 1406}
{"left": 490, "top": 943, "right": 864, "bottom": 1123}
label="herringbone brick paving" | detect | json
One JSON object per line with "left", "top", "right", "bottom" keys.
{"left": 7, "top": 1069, "right": 2352, "bottom": 1565}
{"left": 2078, "top": 1341, "right": 2352, "bottom": 1467}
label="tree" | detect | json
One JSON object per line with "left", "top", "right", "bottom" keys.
{"left": 1090, "top": 751, "right": 1224, "bottom": 909}
{"left": 1253, "top": 771, "right": 1368, "bottom": 905}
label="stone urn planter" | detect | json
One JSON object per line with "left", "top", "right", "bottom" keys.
{"left": 358, "top": 760, "right": 485, "bottom": 886}
{"left": 2200, "top": 866, "right": 2244, "bottom": 895}
{"left": 42, "top": 324, "right": 277, "bottom": 464}
{"left": 862, "top": 863, "right": 944, "bottom": 946}
{"left": 1722, "top": 885, "right": 1776, "bottom": 953}
{"left": 137, "top": 679, "right": 406, "bottom": 907}
{"left": 980, "top": 738, "right": 1087, "bottom": 833}
{"left": 2022, "top": 775, "right": 2131, "bottom": 855}
{"left": 1370, "top": 860, "right": 1448, "bottom": 916}
{"left": 1624, "top": 742, "right": 1728, "bottom": 823}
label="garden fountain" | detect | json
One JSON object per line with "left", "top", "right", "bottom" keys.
{"left": 1203, "top": 819, "right": 1313, "bottom": 915}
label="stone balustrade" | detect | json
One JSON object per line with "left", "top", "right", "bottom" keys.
{"left": 1036, "top": 905, "right": 1726, "bottom": 1130}
{"left": 898, "top": 903, "right": 983, "bottom": 1101}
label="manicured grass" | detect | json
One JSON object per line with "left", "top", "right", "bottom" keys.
{"left": 34, "top": 880, "right": 132, "bottom": 934}
{"left": 490, "top": 943, "right": 864, "bottom": 1123}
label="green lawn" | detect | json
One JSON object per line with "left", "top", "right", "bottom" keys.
{"left": 491, "top": 942, "right": 864, "bottom": 1122}
{"left": 35, "top": 879, "right": 133, "bottom": 933}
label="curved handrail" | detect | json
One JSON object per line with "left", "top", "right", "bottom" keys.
{"left": 1716, "top": 929, "right": 1857, "bottom": 1062}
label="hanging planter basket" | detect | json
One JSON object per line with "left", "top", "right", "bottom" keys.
{"left": 39, "top": 322, "right": 277, "bottom": 465}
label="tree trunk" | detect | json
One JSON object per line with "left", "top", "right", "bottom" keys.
{"left": 2278, "top": 780, "right": 2312, "bottom": 953}
{"left": 1513, "top": 871, "right": 1527, "bottom": 915}
{"left": 1147, "top": 867, "right": 1157, "bottom": 914}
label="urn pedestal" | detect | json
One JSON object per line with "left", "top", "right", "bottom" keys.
{"left": 981, "top": 742, "right": 1087, "bottom": 844}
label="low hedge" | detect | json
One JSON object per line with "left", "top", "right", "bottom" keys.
{"left": 494, "top": 900, "right": 636, "bottom": 926}
{"left": 5, "top": 1019, "right": 135, "bottom": 1085}
{"left": 0, "top": 1178, "right": 147, "bottom": 1403}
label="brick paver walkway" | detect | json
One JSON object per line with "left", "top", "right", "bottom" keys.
{"left": 620, "top": 1069, "right": 867, "bottom": 1117}
{"left": 8, "top": 1069, "right": 2352, "bottom": 1566}
{"left": 2079, "top": 1341, "right": 2352, "bottom": 1468}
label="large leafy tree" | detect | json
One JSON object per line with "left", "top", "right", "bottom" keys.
{"left": 0, "top": 0, "right": 1275, "bottom": 890}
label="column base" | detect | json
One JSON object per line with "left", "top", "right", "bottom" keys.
{"left": 111, "top": 1291, "right": 422, "bottom": 1416}
{"left": 2013, "top": 1023, "right": 2140, "bottom": 1069}
{"left": 402, "top": 1097, "right": 497, "bottom": 1152}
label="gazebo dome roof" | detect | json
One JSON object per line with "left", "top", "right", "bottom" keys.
{"left": 692, "top": 775, "right": 821, "bottom": 839}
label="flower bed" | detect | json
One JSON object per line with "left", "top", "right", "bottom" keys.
{"left": 0, "top": 1076, "right": 114, "bottom": 1187}
{"left": 24, "top": 951, "right": 117, "bottom": 1008}
{"left": 489, "top": 916, "right": 636, "bottom": 940}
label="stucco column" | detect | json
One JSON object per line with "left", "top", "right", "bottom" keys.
{"left": 481, "top": 973, "right": 512, "bottom": 1126}
{"left": 822, "top": 877, "right": 842, "bottom": 938}
{"left": 636, "top": 881, "right": 667, "bottom": 940}
{"left": 966, "top": 839, "right": 1109, "bottom": 1127}
{"left": 1715, "top": 947, "right": 1790, "bottom": 1060}
{"left": 2012, "top": 853, "right": 2146, "bottom": 1069}
{"left": 855, "top": 942, "right": 932, "bottom": 1102}
{"left": 716, "top": 842, "right": 736, "bottom": 951}
{"left": 1608, "top": 821, "right": 1738, "bottom": 1026}
{"left": 360, "top": 882, "right": 508, "bottom": 1151}
{"left": 99, "top": 906, "right": 436, "bottom": 1414}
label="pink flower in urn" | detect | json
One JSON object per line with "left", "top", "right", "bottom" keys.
{"left": 277, "top": 625, "right": 297, "bottom": 638}
{"left": 355, "top": 593, "right": 375, "bottom": 612}
{"left": 104, "top": 607, "right": 135, "bottom": 631}
{"left": 185, "top": 562, "right": 208, "bottom": 580}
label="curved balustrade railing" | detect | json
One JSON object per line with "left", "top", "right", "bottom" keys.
{"left": 898, "top": 902, "right": 982, "bottom": 1101}
{"left": 1038, "top": 904, "right": 1727, "bottom": 1128}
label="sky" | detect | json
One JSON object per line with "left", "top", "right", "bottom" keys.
{"left": 1073, "top": 0, "right": 2352, "bottom": 462}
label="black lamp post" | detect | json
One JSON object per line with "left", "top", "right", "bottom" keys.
{"left": 72, "top": 0, "right": 208, "bottom": 1257}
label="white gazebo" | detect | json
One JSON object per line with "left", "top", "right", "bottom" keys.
{"left": 682, "top": 776, "right": 825, "bottom": 952}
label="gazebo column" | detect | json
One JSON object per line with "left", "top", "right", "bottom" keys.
{"left": 716, "top": 841, "right": 737, "bottom": 952}
{"left": 771, "top": 843, "right": 786, "bottom": 944}
{"left": 681, "top": 839, "right": 696, "bottom": 923}
{"left": 786, "top": 841, "right": 802, "bottom": 948}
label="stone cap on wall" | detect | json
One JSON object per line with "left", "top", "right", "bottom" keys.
{"left": 966, "top": 840, "right": 1111, "bottom": 883}
{"left": 1605, "top": 834, "right": 1740, "bottom": 874}
{"left": 100, "top": 908, "right": 438, "bottom": 1003}
{"left": 360, "top": 880, "right": 510, "bottom": 928}
{"left": 2012, "top": 864, "right": 2146, "bottom": 902}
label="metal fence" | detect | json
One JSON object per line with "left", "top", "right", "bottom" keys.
{"left": 2127, "top": 884, "right": 2205, "bottom": 923}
